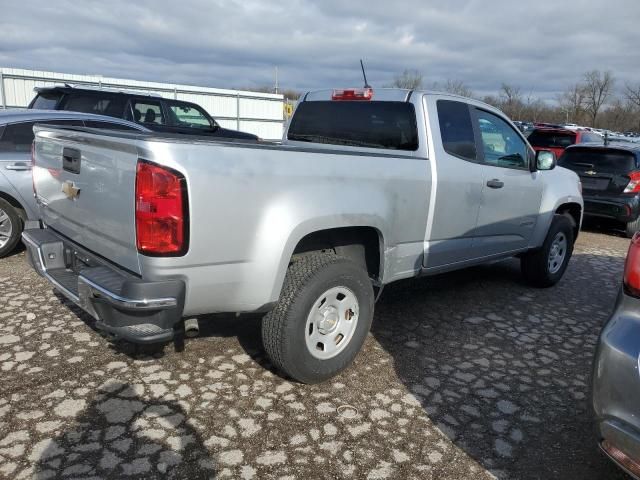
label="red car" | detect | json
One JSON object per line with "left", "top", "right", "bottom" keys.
{"left": 528, "top": 127, "right": 602, "bottom": 158}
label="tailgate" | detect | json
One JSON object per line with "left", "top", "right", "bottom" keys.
{"left": 33, "top": 126, "right": 142, "bottom": 274}
{"left": 559, "top": 147, "right": 638, "bottom": 195}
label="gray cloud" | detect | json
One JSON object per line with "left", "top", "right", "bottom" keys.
{"left": 1, "top": 0, "right": 638, "bottom": 101}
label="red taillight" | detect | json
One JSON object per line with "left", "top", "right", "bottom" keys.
{"left": 624, "top": 171, "right": 640, "bottom": 193}
{"left": 135, "top": 160, "right": 188, "bottom": 256}
{"left": 331, "top": 88, "right": 373, "bottom": 101}
{"left": 623, "top": 232, "right": 640, "bottom": 297}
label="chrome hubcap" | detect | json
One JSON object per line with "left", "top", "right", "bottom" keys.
{"left": 305, "top": 286, "right": 359, "bottom": 360}
{"left": 0, "top": 208, "right": 12, "bottom": 249}
{"left": 548, "top": 232, "right": 567, "bottom": 274}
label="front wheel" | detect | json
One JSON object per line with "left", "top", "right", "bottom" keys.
{"left": 0, "top": 199, "right": 23, "bottom": 258}
{"left": 262, "top": 252, "right": 374, "bottom": 384}
{"left": 521, "top": 215, "right": 574, "bottom": 288}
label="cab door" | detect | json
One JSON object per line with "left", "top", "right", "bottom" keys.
{"left": 423, "top": 96, "right": 485, "bottom": 268}
{"left": 472, "top": 108, "right": 543, "bottom": 256}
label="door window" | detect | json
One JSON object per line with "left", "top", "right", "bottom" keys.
{"left": 129, "top": 101, "right": 166, "bottom": 125}
{"left": 436, "top": 100, "right": 477, "bottom": 161}
{"left": 0, "top": 120, "right": 83, "bottom": 153}
{"left": 61, "top": 95, "right": 126, "bottom": 118}
{"left": 475, "top": 110, "right": 528, "bottom": 169}
{"left": 167, "top": 102, "right": 214, "bottom": 129}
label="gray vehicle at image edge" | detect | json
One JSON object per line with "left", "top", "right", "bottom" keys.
{"left": 593, "top": 232, "right": 640, "bottom": 479}
{"left": 23, "top": 87, "right": 583, "bottom": 383}
{"left": 0, "top": 110, "right": 149, "bottom": 258}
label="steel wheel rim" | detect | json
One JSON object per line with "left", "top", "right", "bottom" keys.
{"left": 0, "top": 208, "right": 12, "bottom": 249}
{"left": 305, "top": 286, "right": 360, "bottom": 360}
{"left": 548, "top": 232, "right": 567, "bottom": 274}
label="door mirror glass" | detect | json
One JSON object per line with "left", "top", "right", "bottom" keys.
{"left": 536, "top": 150, "right": 556, "bottom": 170}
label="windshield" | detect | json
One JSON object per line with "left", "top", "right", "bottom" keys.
{"left": 559, "top": 148, "right": 637, "bottom": 174}
{"left": 288, "top": 101, "right": 418, "bottom": 151}
{"left": 528, "top": 130, "right": 576, "bottom": 148}
{"left": 166, "top": 101, "right": 215, "bottom": 129}
{"left": 30, "top": 92, "right": 62, "bottom": 110}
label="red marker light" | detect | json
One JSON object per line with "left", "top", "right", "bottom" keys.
{"left": 331, "top": 88, "right": 374, "bottom": 101}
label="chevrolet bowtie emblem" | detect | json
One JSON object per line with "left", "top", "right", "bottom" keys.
{"left": 585, "top": 170, "right": 597, "bottom": 175}
{"left": 62, "top": 180, "right": 80, "bottom": 200}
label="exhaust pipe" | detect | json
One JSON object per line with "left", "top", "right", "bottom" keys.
{"left": 184, "top": 318, "right": 199, "bottom": 338}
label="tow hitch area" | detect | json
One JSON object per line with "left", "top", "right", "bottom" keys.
{"left": 22, "top": 228, "right": 186, "bottom": 345}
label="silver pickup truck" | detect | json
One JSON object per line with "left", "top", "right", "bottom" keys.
{"left": 24, "top": 87, "right": 583, "bottom": 383}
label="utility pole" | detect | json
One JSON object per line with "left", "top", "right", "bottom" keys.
{"left": 274, "top": 66, "right": 279, "bottom": 94}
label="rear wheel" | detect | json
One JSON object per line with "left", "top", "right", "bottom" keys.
{"left": 0, "top": 199, "right": 22, "bottom": 258}
{"left": 262, "top": 252, "right": 374, "bottom": 384}
{"left": 521, "top": 215, "right": 574, "bottom": 287}
{"left": 625, "top": 217, "right": 640, "bottom": 238}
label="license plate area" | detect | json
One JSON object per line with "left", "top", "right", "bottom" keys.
{"left": 580, "top": 176, "right": 610, "bottom": 191}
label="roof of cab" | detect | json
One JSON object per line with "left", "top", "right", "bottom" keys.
{"left": 34, "top": 84, "right": 161, "bottom": 98}
{"left": 299, "top": 87, "right": 505, "bottom": 115}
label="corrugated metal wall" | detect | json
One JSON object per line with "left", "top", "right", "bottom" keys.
{"left": 0, "top": 68, "right": 284, "bottom": 140}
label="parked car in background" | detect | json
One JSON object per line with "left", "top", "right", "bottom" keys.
{"left": 528, "top": 126, "right": 603, "bottom": 159}
{"left": 23, "top": 87, "right": 582, "bottom": 383}
{"left": 558, "top": 143, "right": 640, "bottom": 237}
{"left": 0, "top": 110, "right": 149, "bottom": 258}
{"left": 593, "top": 232, "right": 640, "bottom": 479}
{"left": 29, "top": 85, "right": 259, "bottom": 141}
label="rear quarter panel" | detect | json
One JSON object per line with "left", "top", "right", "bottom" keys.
{"left": 138, "top": 140, "right": 431, "bottom": 315}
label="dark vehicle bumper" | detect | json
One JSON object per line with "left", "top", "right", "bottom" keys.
{"left": 583, "top": 194, "right": 640, "bottom": 223}
{"left": 22, "top": 228, "right": 184, "bottom": 344}
{"left": 593, "top": 290, "right": 640, "bottom": 479}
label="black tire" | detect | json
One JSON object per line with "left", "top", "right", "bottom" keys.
{"left": 521, "top": 214, "right": 574, "bottom": 288}
{"left": 625, "top": 217, "right": 640, "bottom": 238}
{"left": 0, "top": 198, "right": 22, "bottom": 258}
{"left": 262, "top": 252, "right": 374, "bottom": 384}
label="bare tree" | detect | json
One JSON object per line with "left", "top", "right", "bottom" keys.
{"left": 443, "top": 79, "right": 474, "bottom": 98}
{"left": 389, "top": 69, "right": 424, "bottom": 89}
{"left": 558, "top": 83, "right": 586, "bottom": 124}
{"left": 499, "top": 83, "right": 523, "bottom": 119}
{"left": 582, "top": 70, "right": 614, "bottom": 127}
{"left": 625, "top": 83, "right": 640, "bottom": 109}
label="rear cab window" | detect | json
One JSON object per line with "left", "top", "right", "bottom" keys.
{"left": 287, "top": 101, "right": 418, "bottom": 151}
{"left": 528, "top": 130, "right": 576, "bottom": 148}
{"left": 559, "top": 148, "right": 638, "bottom": 174}
{"left": 30, "top": 92, "right": 63, "bottom": 110}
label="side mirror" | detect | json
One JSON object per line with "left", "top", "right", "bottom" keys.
{"left": 536, "top": 150, "right": 556, "bottom": 171}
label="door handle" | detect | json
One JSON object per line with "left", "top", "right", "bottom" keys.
{"left": 5, "top": 164, "right": 32, "bottom": 171}
{"left": 486, "top": 179, "right": 504, "bottom": 189}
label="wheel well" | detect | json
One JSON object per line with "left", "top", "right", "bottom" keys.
{"left": 292, "top": 227, "right": 382, "bottom": 282}
{"left": 556, "top": 203, "right": 581, "bottom": 242}
{"left": 0, "top": 192, "right": 26, "bottom": 222}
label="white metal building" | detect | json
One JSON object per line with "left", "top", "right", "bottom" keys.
{"left": 0, "top": 67, "right": 285, "bottom": 140}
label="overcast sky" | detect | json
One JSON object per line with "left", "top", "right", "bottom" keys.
{"left": 1, "top": 0, "right": 639, "bottom": 101}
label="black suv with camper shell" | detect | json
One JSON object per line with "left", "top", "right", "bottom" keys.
{"left": 29, "top": 85, "right": 258, "bottom": 141}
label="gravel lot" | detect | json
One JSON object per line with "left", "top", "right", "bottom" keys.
{"left": 0, "top": 230, "right": 632, "bottom": 480}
